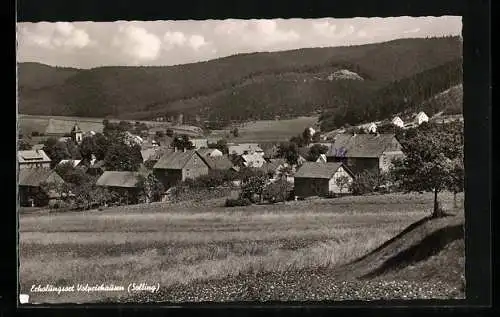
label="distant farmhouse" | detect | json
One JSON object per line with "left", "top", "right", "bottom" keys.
{"left": 190, "top": 138, "right": 208, "bottom": 150}
{"left": 197, "top": 149, "right": 233, "bottom": 171}
{"left": 96, "top": 171, "right": 142, "bottom": 205}
{"left": 153, "top": 149, "right": 209, "bottom": 189}
{"left": 391, "top": 116, "right": 405, "bottom": 128}
{"left": 404, "top": 111, "right": 429, "bottom": 129}
{"left": 326, "top": 133, "right": 404, "bottom": 176}
{"left": 18, "top": 168, "right": 65, "bottom": 207}
{"left": 197, "top": 148, "right": 224, "bottom": 158}
{"left": 294, "top": 162, "right": 354, "bottom": 198}
{"left": 18, "top": 150, "right": 51, "bottom": 169}
{"left": 236, "top": 152, "right": 267, "bottom": 168}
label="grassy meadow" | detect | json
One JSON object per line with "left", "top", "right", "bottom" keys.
{"left": 19, "top": 192, "right": 463, "bottom": 303}
{"left": 208, "top": 116, "right": 319, "bottom": 143}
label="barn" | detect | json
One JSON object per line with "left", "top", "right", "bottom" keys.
{"left": 153, "top": 149, "right": 209, "bottom": 189}
{"left": 96, "top": 171, "right": 142, "bottom": 205}
{"left": 18, "top": 168, "right": 66, "bottom": 207}
{"left": 294, "top": 162, "right": 354, "bottom": 198}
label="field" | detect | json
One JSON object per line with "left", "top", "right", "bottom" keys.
{"left": 208, "top": 116, "right": 319, "bottom": 143}
{"left": 18, "top": 114, "right": 203, "bottom": 138}
{"left": 19, "top": 192, "right": 464, "bottom": 303}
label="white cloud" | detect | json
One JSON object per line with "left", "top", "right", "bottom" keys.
{"left": 113, "top": 25, "right": 161, "bottom": 61}
{"left": 164, "top": 31, "right": 187, "bottom": 46}
{"left": 403, "top": 28, "right": 421, "bottom": 34}
{"left": 18, "top": 22, "right": 90, "bottom": 50}
{"left": 188, "top": 34, "right": 207, "bottom": 50}
{"left": 312, "top": 21, "right": 337, "bottom": 36}
{"left": 214, "top": 20, "right": 248, "bottom": 35}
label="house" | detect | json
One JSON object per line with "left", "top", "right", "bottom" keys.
{"left": 18, "top": 150, "right": 51, "bottom": 169}
{"left": 237, "top": 152, "right": 267, "bottom": 168}
{"left": 197, "top": 148, "right": 224, "bottom": 158}
{"left": 392, "top": 116, "right": 405, "bottom": 128}
{"left": 325, "top": 133, "right": 405, "bottom": 176}
{"left": 360, "top": 122, "right": 377, "bottom": 133}
{"left": 228, "top": 143, "right": 264, "bottom": 156}
{"left": 31, "top": 144, "right": 45, "bottom": 151}
{"left": 294, "top": 162, "right": 354, "bottom": 198}
{"left": 96, "top": 171, "right": 142, "bottom": 205}
{"left": 261, "top": 158, "right": 294, "bottom": 183}
{"left": 415, "top": 111, "right": 429, "bottom": 125}
{"left": 153, "top": 149, "right": 209, "bottom": 189}
{"left": 200, "top": 155, "right": 234, "bottom": 171}
{"left": 18, "top": 168, "right": 66, "bottom": 207}
{"left": 316, "top": 154, "right": 327, "bottom": 163}
{"left": 190, "top": 138, "right": 208, "bottom": 150}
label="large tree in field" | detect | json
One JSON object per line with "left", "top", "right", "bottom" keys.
{"left": 308, "top": 144, "right": 329, "bottom": 161}
{"left": 391, "top": 121, "right": 464, "bottom": 217}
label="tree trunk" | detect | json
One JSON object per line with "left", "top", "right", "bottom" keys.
{"left": 432, "top": 188, "right": 441, "bottom": 218}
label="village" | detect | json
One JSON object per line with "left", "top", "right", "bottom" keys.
{"left": 17, "top": 109, "right": 462, "bottom": 211}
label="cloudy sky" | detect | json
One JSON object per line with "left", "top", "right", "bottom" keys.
{"left": 17, "top": 16, "right": 461, "bottom": 69}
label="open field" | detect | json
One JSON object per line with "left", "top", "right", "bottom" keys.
{"left": 18, "top": 114, "right": 203, "bottom": 137}
{"left": 19, "top": 192, "right": 464, "bottom": 303}
{"left": 208, "top": 116, "right": 319, "bottom": 143}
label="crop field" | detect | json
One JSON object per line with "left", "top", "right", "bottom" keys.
{"left": 209, "top": 116, "right": 319, "bottom": 143}
{"left": 18, "top": 192, "right": 464, "bottom": 303}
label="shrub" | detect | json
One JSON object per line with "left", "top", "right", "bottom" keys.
{"left": 225, "top": 198, "right": 252, "bottom": 207}
{"left": 350, "top": 171, "right": 379, "bottom": 195}
{"left": 263, "top": 179, "right": 293, "bottom": 203}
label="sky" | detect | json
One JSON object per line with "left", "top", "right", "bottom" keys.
{"left": 16, "top": 16, "right": 462, "bottom": 69}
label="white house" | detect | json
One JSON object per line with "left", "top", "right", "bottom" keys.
{"left": 415, "top": 111, "right": 429, "bottom": 125}
{"left": 391, "top": 116, "right": 405, "bottom": 128}
{"left": 362, "top": 122, "right": 377, "bottom": 133}
{"left": 316, "top": 154, "right": 327, "bottom": 163}
{"left": 197, "top": 148, "right": 223, "bottom": 157}
{"left": 240, "top": 152, "right": 266, "bottom": 168}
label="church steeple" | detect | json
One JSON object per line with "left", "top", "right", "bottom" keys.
{"left": 71, "top": 122, "right": 83, "bottom": 143}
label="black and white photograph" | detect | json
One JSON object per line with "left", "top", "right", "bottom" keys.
{"left": 16, "top": 16, "right": 465, "bottom": 304}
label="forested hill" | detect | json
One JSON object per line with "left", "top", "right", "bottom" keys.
{"left": 18, "top": 36, "right": 462, "bottom": 127}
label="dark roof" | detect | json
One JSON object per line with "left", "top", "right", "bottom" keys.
{"left": 294, "top": 162, "right": 346, "bottom": 179}
{"left": 326, "top": 133, "right": 401, "bottom": 158}
{"left": 200, "top": 156, "right": 233, "bottom": 170}
{"left": 196, "top": 148, "right": 223, "bottom": 157}
{"left": 18, "top": 168, "right": 64, "bottom": 187}
{"left": 96, "top": 171, "right": 141, "bottom": 188}
{"left": 153, "top": 150, "right": 204, "bottom": 170}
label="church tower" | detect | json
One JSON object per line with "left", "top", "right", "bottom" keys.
{"left": 71, "top": 122, "right": 83, "bottom": 144}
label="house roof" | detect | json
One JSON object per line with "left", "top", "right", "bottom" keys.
{"left": 18, "top": 168, "right": 64, "bottom": 187}
{"left": 153, "top": 150, "right": 203, "bottom": 170}
{"left": 18, "top": 150, "right": 51, "bottom": 163}
{"left": 200, "top": 156, "right": 233, "bottom": 170}
{"left": 228, "top": 143, "right": 263, "bottom": 155}
{"left": 89, "top": 160, "right": 106, "bottom": 169}
{"left": 262, "top": 158, "right": 287, "bottom": 174}
{"left": 197, "top": 148, "right": 222, "bottom": 157}
{"left": 326, "top": 133, "right": 400, "bottom": 158}
{"left": 294, "top": 162, "right": 346, "bottom": 179}
{"left": 58, "top": 159, "right": 82, "bottom": 167}
{"left": 96, "top": 171, "right": 141, "bottom": 188}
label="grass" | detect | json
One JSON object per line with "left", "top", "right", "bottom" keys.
{"left": 18, "top": 192, "right": 464, "bottom": 303}
{"left": 208, "top": 116, "right": 319, "bottom": 143}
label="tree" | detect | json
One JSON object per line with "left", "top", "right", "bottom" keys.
{"left": 55, "top": 162, "right": 91, "bottom": 186}
{"left": 104, "top": 141, "right": 143, "bottom": 172}
{"left": 335, "top": 175, "right": 350, "bottom": 194}
{"left": 79, "top": 136, "right": 96, "bottom": 161}
{"left": 232, "top": 127, "right": 239, "bottom": 137}
{"left": 43, "top": 138, "right": 71, "bottom": 168}
{"left": 93, "top": 133, "right": 109, "bottom": 160}
{"left": 302, "top": 128, "right": 312, "bottom": 146}
{"left": 308, "top": 144, "right": 329, "bottom": 161}
{"left": 391, "top": 122, "right": 464, "bottom": 217}
{"left": 277, "top": 142, "right": 299, "bottom": 166}
{"left": 171, "top": 134, "right": 194, "bottom": 150}
{"left": 18, "top": 139, "right": 32, "bottom": 150}
{"left": 240, "top": 175, "right": 267, "bottom": 203}
{"left": 138, "top": 174, "right": 165, "bottom": 203}
{"left": 312, "top": 132, "right": 321, "bottom": 143}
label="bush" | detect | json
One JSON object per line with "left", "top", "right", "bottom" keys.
{"left": 225, "top": 198, "right": 252, "bottom": 207}
{"left": 350, "top": 171, "right": 379, "bottom": 195}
